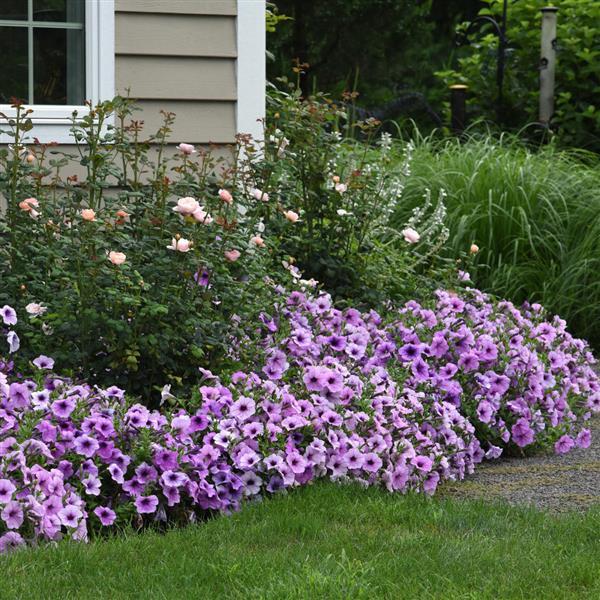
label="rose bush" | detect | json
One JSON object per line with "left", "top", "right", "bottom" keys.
{"left": 0, "top": 99, "right": 296, "bottom": 398}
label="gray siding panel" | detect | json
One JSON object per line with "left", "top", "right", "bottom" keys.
{"left": 117, "top": 56, "right": 236, "bottom": 100}
{"left": 115, "top": 0, "right": 237, "bottom": 16}
{"left": 115, "top": 1, "right": 238, "bottom": 144}
{"left": 136, "top": 100, "right": 236, "bottom": 143}
{"left": 115, "top": 13, "right": 236, "bottom": 58}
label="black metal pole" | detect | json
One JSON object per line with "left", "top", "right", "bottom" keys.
{"left": 450, "top": 84, "right": 468, "bottom": 135}
{"left": 496, "top": 0, "right": 508, "bottom": 123}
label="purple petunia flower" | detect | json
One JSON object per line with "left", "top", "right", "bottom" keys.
{"left": 411, "top": 455, "right": 433, "bottom": 473}
{"left": 303, "top": 366, "right": 326, "bottom": 392}
{"left": 160, "top": 470, "right": 188, "bottom": 489}
{"left": 51, "top": 397, "right": 76, "bottom": 419}
{"left": 194, "top": 269, "right": 211, "bottom": 287}
{"left": 363, "top": 453, "right": 383, "bottom": 473}
{"left": 1, "top": 501, "right": 23, "bottom": 529}
{"left": 153, "top": 448, "right": 178, "bottom": 471}
{"left": 344, "top": 448, "right": 364, "bottom": 470}
{"left": 576, "top": 429, "right": 592, "bottom": 449}
{"left": 0, "top": 531, "right": 24, "bottom": 553}
{"left": 286, "top": 451, "right": 307, "bottom": 474}
{"left": 135, "top": 495, "right": 159, "bottom": 514}
{"left": 82, "top": 476, "right": 101, "bottom": 496}
{"left": 555, "top": 435, "right": 575, "bottom": 454}
{"left": 230, "top": 397, "right": 256, "bottom": 421}
{"left": 58, "top": 505, "right": 82, "bottom": 528}
{"left": 94, "top": 506, "right": 116, "bottom": 526}
{"left": 32, "top": 355, "right": 55, "bottom": 370}
{"left": 73, "top": 435, "right": 99, "bottom": 458}
{"left": 6, "top": 331, "right": 19, "bottom": 353}
{"left": 511, "top": 418, "right": 535, "bottom": 448}
{"left": 135, "top": 462, "right": 158, "bottom": 484}
{"left": 0, "top": 305, "right": 17, "bottom": 326}
{"left": 0, "top": 479, "right": 16, "bottom": 503}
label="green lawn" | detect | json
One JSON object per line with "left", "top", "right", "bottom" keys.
{"left": 2, "top": 482, "right": 600, "bottom": 599}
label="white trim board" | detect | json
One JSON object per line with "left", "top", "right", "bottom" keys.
{"left": 0, "top": 0, "right": 115, "bottom": 144}
{"left": 236, "top": 0, "right": 266, "bottom": 142}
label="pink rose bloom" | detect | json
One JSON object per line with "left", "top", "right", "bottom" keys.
{"left": 283, "top": 210, "right": 299, "bottom": 223}
{"left": 335, "top": 182, "right": 347, "bottom": 194}
{"left": 167, "top": 238, "right": 192, "bottom": 252}
{"left": 218, "top": 189, "right": 233, "bottom": 204}
{"left": 224, "top": 249, "right": 241, "bottom": 262}
{"left": 19, "top": 197, "right": 40, "bottom": 218}
{"left": 250, "top": 235, "right": 265, "bottom": 248}
{"left": 470, "top": 243, "right": 480, "bottom": 254}
{"left": 19, "top": 197, "right": 39, "bottom": 210}
{"left": 173, "top": 197, "right": 199, "bottom": 216}
{"left": 81, "top": 209, "right": 96, "bottom": 222}
{"left": 108, "top": 251, "right": 126, "bottom": 265}
{"left": 401, "top": 227, "right": 420, "bottom": 244}
{"left": 192, "top": 206, "right": 213, "bottom": 224}
{"left": 25, "top": 302, "right": 47, "bottom": 316}
{"left": 251, "top": 188, "right": 269, "bottom": 202}
{"left": 176, "top": 143, "right": 196, "bottom": 155}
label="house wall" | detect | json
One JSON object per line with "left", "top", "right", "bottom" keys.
{"left": 114, "top": 0, "right": 238, "bottom": 144}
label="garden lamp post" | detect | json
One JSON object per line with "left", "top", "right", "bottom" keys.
{"left": 539, "top": 7, "right": 558, "bottom": 125}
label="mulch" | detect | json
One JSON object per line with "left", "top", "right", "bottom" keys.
{"left": 440, "top": 418, "right": 600, "bottom": 513}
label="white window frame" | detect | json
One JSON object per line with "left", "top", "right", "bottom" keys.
{"left": 0, "top": 0, "right": 115, "bottom": 144}
{"left": 236, "top": 0, "right": 265, "bottom": 142}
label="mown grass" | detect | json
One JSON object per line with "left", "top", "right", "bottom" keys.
{"left": 2, "top": 482, "right": 600, "bottom": 599}
{"left": 394, "top": 133, "right": 600, "bottom": 349}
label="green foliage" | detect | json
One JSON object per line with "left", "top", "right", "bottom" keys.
{"left": 0, "top": 99, "right": 278, "bottom": 399}
{"left": 3, "top": 483, "right": 600, "bottom": 598}
{"left": 438, "top": 0, "right": 600, "bottom": 150}
{"left": 254, "top": 82, "right": 455, "bottom": 307}
{"left": 268, "top": 1, "right": 483, "bottom": 131}
{"left": 392, "top": 132, "right": 600, "bottom": 348}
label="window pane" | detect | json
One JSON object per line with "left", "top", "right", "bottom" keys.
{"left": 34, "top": 27, "right": 85, "bottom": 104}
{"left": 0, "top": 27, "right": 28, "bottom": 104}
{"left": 0, "top": 1, "right": 28, "bottom": 20}
{"left": 33, "top": 0, "right": 84, "bottom": 23}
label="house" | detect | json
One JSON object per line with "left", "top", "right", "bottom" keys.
{"left": 0, "top": 0, "right": 266, "bottom": 146}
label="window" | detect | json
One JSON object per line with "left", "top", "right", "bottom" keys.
{"left": 0, "top": 0, "right": 114, "bottom": 143}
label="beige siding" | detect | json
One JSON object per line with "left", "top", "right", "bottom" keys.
{"left": 115, "top": 1, "right": 238, "bottom": 144}
{"left": 115, "top": 0, "right": 237, "bottom": 16}
{"left": 116, "top": 13, "right": 236, "bottom": 57}
{"left": 134, "top": 101, "right": 236, "bottom": 143}
{"left": 117, "top": 57, "right": 236, "bottom": 100}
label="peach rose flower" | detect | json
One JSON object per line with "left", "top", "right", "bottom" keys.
{"left": 176, "top": 143, "right": 196, "bottom": 155}
{"left": 218, "top": 189, "right": 233, "bottom": 205}
{"left": 167, "top": 238, "right": 192, "bottom": 252}
{"left": 401, "top": 227, "right": 420, "bottom": 244}
{"left": 108, "top": 251, "right": 126, "bottom": 265}
{"left": 173, "top": 197, "right": 199, "bottom": 216}
{"left": 224, "top": 249, "right": 241, "bottom": 262}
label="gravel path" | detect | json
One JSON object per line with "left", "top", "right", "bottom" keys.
{"left": 441, "top": 418, "right": 600, "bottom": 513}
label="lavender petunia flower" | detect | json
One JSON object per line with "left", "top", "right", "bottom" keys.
{"left": 0, "top": 305, "right": 17, "bottom": 326}
{"left": 94, "top": 506, "right": 116, "bottom": 526}
{"left": 135, "top": 495, "right": 159, "bottom": 514}
{"left": 33, "top": 355, "right": 55, "bottom": 370}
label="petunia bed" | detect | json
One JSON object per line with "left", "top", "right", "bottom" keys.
{"left": 0, "top": 287, "right": 598, "bottom": 552}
